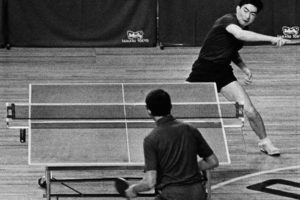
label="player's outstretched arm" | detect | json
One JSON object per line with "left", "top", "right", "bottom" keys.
{"left": 226, "top": 24, "right": 290, "bottom": 46}
{"left": 126, "top": 170, "right": 157, "bottom": 199}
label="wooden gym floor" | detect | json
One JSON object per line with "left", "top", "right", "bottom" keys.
{"left": 0, "top": 45, "right": 299, "bottom": 199}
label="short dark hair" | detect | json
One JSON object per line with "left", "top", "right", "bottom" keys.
{"left": 239, "top": 0, "right": 263, "bottom": 13}
{"left": 145, "top": 89, "right": 172, "bottom": 116}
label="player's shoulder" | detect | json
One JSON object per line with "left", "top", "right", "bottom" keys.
{"left": 144, "top": 127, "right": 159, "bottom": 143}
{"left": 175, "top": 119, "right": 199, "bottom": 133}
{"left": 218, "top": 13, "right": 236, "bottom": 21}
{"left": 215, "top": 13, "right": 239, "bottom": 27}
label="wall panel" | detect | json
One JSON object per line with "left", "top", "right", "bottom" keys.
{"left": 0, "top": 0, "right": 5, "bottom": 47}
{"left": 7, "top": 0, "right": 157, "bottom": 47}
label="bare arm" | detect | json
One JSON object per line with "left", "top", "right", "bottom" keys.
{"left": 126, "top": 170, "right": 156, "bottom": 198}
{"left": 226, "top": 24, "right": 289, "bottom": 46}
{"left": 232, "top": 52, "right": 253, "bottom": 84}
{"left": 198, "top": 154, "right": 219, "bottom": 171}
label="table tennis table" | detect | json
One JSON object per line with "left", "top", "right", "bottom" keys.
{"left": 6, "top": 82, "right": 244, "bottom": 199}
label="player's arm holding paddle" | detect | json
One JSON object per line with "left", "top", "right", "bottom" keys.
{"left": 226, "top": 24, "right": 290, "bottom": 46}
{"left": 124, "top": 131, "right": 158, "bottom": 199}
{"left": 125, "top": 154, "right": 219, "bottom": 199}
{"left": 125, "top": 170, "right": 157, "bottom": 199}
{"left": 226, "top": 23, "right": 290, "bottom": 85}
{"left": 226, "top": 3, "right": 290, "bottom": 46}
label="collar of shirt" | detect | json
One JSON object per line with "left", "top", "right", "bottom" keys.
{"left": 155, "top": 114, "right": 175, "bottom": 126}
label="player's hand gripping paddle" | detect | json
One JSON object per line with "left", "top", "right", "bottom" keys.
{"left": 115, "top": 177, "right": 129, "bottom": 197}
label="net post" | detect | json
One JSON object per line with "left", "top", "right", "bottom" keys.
{"left": 6, "top": 103, "right": 15, "bottom": 119}
{"left": 45, "top": 167, "right": 52, "bottom": 200}
{"left": 235, "top": 102, "right": 244, "bottom": 118}
{"left": 20, "top": 129, "right": 26, "bottom": 143}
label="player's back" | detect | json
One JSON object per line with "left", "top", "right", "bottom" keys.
{"left": 144, "top": 115, "right": 208, "bottom": 189}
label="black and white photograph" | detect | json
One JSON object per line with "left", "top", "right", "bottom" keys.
{"left": 0, "top": 0, "right": 299, "bottom": 199}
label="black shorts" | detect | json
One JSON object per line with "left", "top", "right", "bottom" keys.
{"left": 186, "top": 58, "right": 237, "bottom": 92}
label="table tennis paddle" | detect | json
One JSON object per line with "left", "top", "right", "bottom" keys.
{"left": 115, "top": 177, "right": 129, "bottom": 197}
{"left": 286, "top": 39, "right": 300, "bottom": 45}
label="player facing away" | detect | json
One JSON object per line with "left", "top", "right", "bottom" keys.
{"left": 125, "top": 89, "right": 219, "bottom": 200}
{"left": 186, "top": 0, "right": 290, "bottom": 156}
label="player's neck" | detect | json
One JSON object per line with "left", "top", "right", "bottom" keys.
{"left": 152, "top": 116, "right": 164, "bottom": 122}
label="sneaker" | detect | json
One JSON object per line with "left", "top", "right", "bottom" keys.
{"left": 258, "top": 138, "right": 280, "bottom": 156}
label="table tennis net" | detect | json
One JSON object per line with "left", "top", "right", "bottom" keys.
{"left": 7, "top": 102, "right": 243, "bottom": 120}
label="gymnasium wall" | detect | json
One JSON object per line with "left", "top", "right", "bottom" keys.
{"left": 4, "top": 0, "right": 157, "bottom": 47}
{"left": 0, "top": 0, "right": 5, "bottom": 46}
{"left": 159, "top": 0, "right": 237, "bottom": 46}
{"left": 0, "top": 0, "right": 299, "bottom": 47}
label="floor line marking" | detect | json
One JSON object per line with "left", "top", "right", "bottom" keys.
{"left": 212, "top": 165, "right": 300, "bottom": 190}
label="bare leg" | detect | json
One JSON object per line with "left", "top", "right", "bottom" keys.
{"left": 220, "top": 81, "right": 280, "bottom": 155}
{"left": 220, "top": 81, "right": 266, "bottom": 139}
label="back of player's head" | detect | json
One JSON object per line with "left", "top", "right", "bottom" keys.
{"left": 239, "top": 0, "right": 263, "bottom": 13}
{"left": 145, "top": 89, "right": 172, "bottom": 116}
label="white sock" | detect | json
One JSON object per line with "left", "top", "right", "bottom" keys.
{"left": 259, "top": 137, "right": 270, "bottom": 144}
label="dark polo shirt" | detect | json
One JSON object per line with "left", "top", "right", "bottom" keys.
{"left": 186, "top": 13, "right": 248, "bottom": 91}
{"left": 143, "top": 115, "right": 213, "bottom": 190}
{"left": 198, "top": 13, "right": 246, "bottom": 65}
